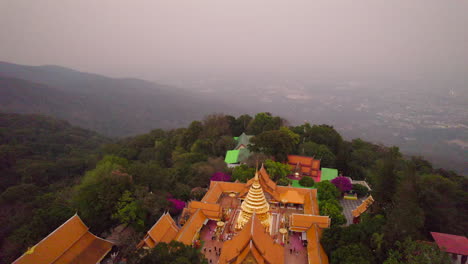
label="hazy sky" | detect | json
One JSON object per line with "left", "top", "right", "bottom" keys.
{"left": 1, "top": 0, "right": 467, "bottom": 81}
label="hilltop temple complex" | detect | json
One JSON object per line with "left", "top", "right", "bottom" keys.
{"left": 138, "top": 165, "right": 331, "bottom": 264}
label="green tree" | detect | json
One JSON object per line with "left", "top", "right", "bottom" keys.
{"left": 246, "top": 112, "right": 283, "bottom": 135}
{"left": 201, "top": 114, "right": 231, "bottom": 138}
{"left": 371, "top": 147, "right": 401, "bottom": 213}
{"left": 299, "top": 142, "right": 336, "bottom": 168}
{"left": 316, "top": 181, "right": 340, "bottom": 201}
{"left": 331, "top": 243, "right": 373, "bottom": 264}
{"left": 351, "top": 184, "right": 369, "bottom": 198}
{"left": 264, "top": 159, "right": 291, "bottom": 181}
{"left": 232, "top": 165, "right": 255, "bottom": 183}
{"left": 419, "top": 173, "right": 467, "bottom": 236}
{"left": 249, "top": 130, "right": 296, "bottom": 162}
{"left": 384, "top": 164, "right": 424, "bottom": 243}
{"left": 227, "top": 114, "right": 252, "bottom": 136}
{"left": 299, "top": 176, "right": 315, "bottom": 187}
{"left": 319, "top": 200, "right": 346, "bottom": 227}
{"left": 72, "top": 157, "right": 132, "bottom": 232}
{"left": 277, "top": 177, "right": 290, "bottom": 186}
{"left": 112, "top": 190, "right": 146, "bottom": 230}
{"left": 384, "top": 238, "right": 451, "bottom": 264}
{"left": 138, "top": 241, "right": 208, "bottom": 264}
{"left": 301, "top": 124, "right": 343, "bottom": 154}
{"left": 180, "top": 121, "right": 203, "bottom": 150}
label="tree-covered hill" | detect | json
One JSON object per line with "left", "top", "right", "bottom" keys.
{"left": 0, "top": 112, "right": 466, "bottom": 263}
{"left": 0, "top": 61, "right": 242, "bottom": 137}
{"left": 0, "top": 113, "right": 109, "bottom": 262}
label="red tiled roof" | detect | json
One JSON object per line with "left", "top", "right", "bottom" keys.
{"left": 431, "top": 232, "right": 468, "bottom": 255}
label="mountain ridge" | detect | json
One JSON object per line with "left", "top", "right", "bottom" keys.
{"left": 0, "top": 61, "right": 242, "bottom": 137}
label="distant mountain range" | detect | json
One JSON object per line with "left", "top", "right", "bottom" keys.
{"left": 0, "top": 61, "right": 240, "bottom": 137}
{"left": 0, "top": 61, "right": 466, "bottom": 175}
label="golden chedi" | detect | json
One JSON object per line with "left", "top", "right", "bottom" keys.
{"left": 235, "top": 172, "right": 271, "bottom": 230}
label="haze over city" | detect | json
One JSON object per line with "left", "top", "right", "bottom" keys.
{"left": 2, "top": 0, "right": 468, "bottom": 80}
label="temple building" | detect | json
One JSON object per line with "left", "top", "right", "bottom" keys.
{"left": 235, "top": 172, "right": 271, "bottom": 230}
{"left": 138, "top": 165, "right": 331, "bottom": 264}
{"left": 224, "top": 133, "right": 254, "bottom": 167}
{"left": 13, "top": 214, "right": 113, "bottom": 264}
{"left": 287, "top": 155, "right": 321, "bottom": 179}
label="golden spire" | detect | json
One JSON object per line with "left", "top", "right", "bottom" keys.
{"left": 235, "top": 171, "right": 271, "bottom": 231}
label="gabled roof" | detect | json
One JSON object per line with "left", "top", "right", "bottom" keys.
{"left": 235, "top": 132, "right": 253, "bottom": 150}
{"left": 431, "top": 232, "right": 468, "bottom": 255}
{"left": 225, "top": 150, "right": 240, "bottom": 164}
{"left": 287, "top": 155, "right": 321, "bottom": 176}
{"left": 279, "top": 190, "right": 304, "bottom": 204}
{"left": 352, "top": 195, "right": 374, "bottom": 217}
{"left": 289, "top": 214, "right": 331, "bottom": 231}
{"left": 225, "top": 148, "right": 251, "bottom": 164}
{"left": 243, "top": 166, "right": 279, "bottom": 200}
{"left": 219, "top": 214, "right": 284, "bottom": 264}
{"left": 187, "top": 201, "right": 222, "bottom": 220}
{"left": 302, "top": 188, "right": 320, "bottom": 215}
{"left": 137, "top": 212, "right": 179, "bottom": 249}
{"left": 13, "top": 214, "right": 113, "bottom": 264}
{"left": 306, "top": 225, "right": 329, "bottom": 264}
{"left": 175, "top": 209, "right": 207, "bottom": 245}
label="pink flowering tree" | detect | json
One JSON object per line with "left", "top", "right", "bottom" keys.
{"left": 210, "top": 172, "right": 231, "bottom": 182}
{"left": 167, "top": 198, "right": 186, "bottom": 215}
{"left": 331, "top": 176, "right": 352, "bottom": 193}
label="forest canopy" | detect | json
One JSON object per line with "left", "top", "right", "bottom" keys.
{"left": 0, "top": 112, "right": 466, "bottom": 264}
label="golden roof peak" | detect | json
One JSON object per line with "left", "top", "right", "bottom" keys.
{"left": 235, "top": 172, "right": 270, "bottom": 231}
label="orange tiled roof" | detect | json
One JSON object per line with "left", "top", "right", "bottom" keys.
{"left": 289, "top": 214, "right": 331, "bottom": 231}
{"left": 187, "top": 201, "right": 222, "bottom": 220}
{"left": 13, "top": 214, "right": 113, "bottom": 264}
{"left": 219, "top": 214, "right": 284, "bottom": 264}
{"left": 279, "top": 190, "right": 304, "bottom": 204}
{"left": 287, "top": 155, "right": 321, "bottom": 176}
{"left": 306, "top": 225, "right": 329, "bottom": 264}
{"left": 243, "top": 166, "right": 280, "bottom": 201}
{"left": 175, "top": 209, "right": 207, "bottom": 245}
{"left": 302, "top": 189, "right": 319, "bottom": 215}
{"left": 137, "top": 212, "right": 179, "bottom": 249}
{"left": 352, "top": 195, "right": 374, "bottom": 217}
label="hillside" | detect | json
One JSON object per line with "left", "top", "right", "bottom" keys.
{"left": 0, "top": 113, "right": 109, "bottom": 261}
{"left": 0, "top": 61, "right": 241, "bottom": 137}
{"left": 0, "top": 112, "right": 466, "bottom": 263}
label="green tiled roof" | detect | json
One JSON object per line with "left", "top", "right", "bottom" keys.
{"left": 321, "top": 168, "right": 338, "bottom": 181}
{"left": 225, "top": 150, "right": 240, "bottom": 164}
{"left": 237, "top": 148, "right": 251, "bottom": 163}
{"left": 235, "top": 132, "right": 253, "bottom": 149}
{"left": 224, "top": 148, "right": 252, "bottom": 164}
